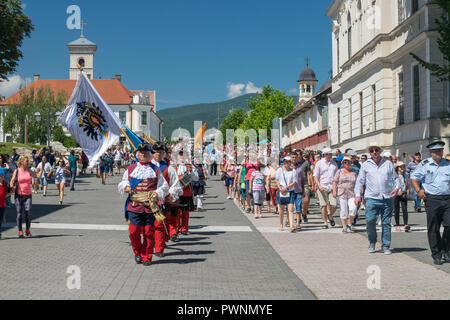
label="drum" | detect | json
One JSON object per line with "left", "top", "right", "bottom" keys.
{"left": 179, "top": 172, "right": 193, "bottom": 187}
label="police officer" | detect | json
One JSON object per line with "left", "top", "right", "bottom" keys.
{"left": 411, "top": 141, "right": 450, "bottom": 265}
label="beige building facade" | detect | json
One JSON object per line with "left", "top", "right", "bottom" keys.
{"left": 326, "top": 0, "right": 450, "bottom": 157}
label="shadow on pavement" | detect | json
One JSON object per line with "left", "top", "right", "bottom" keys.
{"left": 165, "top": 250, "right": 215, "bottom": 257}
{"left": 392, "top": 247, "right": 427, "bottom": 253}
{"left": 0, "top": 234, "right": 82, "bottom": 240}
{"left": 176, "top": 242, "right": 212, "bottom": 246}
{"left": 154, "top": 258, "right": 205, "bottom": 264}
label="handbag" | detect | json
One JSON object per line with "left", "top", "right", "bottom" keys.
{"left": 241, "top": 182, "right": 245, "bottom": 189}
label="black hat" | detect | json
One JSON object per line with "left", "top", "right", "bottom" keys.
{"left": 426, "top": 140, "right": 445, "bottom": 150}
{"left": 152, "top": 141, "right": 165, "bottom": 152}
{"left": 136, "top": 142, "right": 151, "bottom": 152}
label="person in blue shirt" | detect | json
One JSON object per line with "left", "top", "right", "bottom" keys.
{"left": 411, "top": 141, "right": 450, "bottom": 265}
{"left": 10, "top": 149, "right": 20, "bottom": 163}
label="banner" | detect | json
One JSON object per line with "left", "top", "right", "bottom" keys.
{"left": 58, "top": 71, "right": 123, "bottom": 167}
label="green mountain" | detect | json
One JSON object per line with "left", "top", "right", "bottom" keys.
{"left": 158, "top": 94, "right": 257, "bottom": 137}
{"left": 158, "top": 93, "right": 299, "bottom": 137}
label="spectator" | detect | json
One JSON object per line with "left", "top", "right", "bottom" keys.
{"left": 81, "top": 151, "right": 89, "bottom": 175}
{"left": 244, "top": 156, "right": 259, "bottom": 214}
{"left": 299, "top": 152, "right": 313, "bottom": 222}
{"left": 0, "top": 170, "right": 10, "bottom": 240}
{"left": 335, "top": 149, "right": 344, "bottom": 168}
{"left": 292, "top": 153, "right": 306, "bottom": 230}
{"left": 114, "top": 146, "right": 123, "bottom": 175}
{"left": 393, "top": 161, "right": 410, "bottom": 232}
{"left": 332, "top": 156, "right": 357, "bottom": 233}
{"left": 225, "top": 158, "right": 236, "bottom": 200}
{"left": 276, "top": 156, "right": 297, "bottom": 232}
{"left": 52, "top": 159, "right": 71, "bottom": 205}
{"left": 99, "top": 153, "right": 108, "bottom": 185}
{"left": 10, "top": 156, "right": 43, "bottom": 238}
{"left": 355, "top": 143, "right": 400, "bottom": 255}
{"left": 37, "top": 155, "right": 51, "bottom": 196}
{"left": 30, "top": 161, "right": 39, "bottom": 194}
{"left": 265, "top": 160, "right": 279, "bottom": 215}
{"left": 405, "top": 152, "right": 422, "bottom": 212}
{"left": 361, "top": 154, "right": 368, "bottom": 163}
{"left": 68, "top": 150, "right": 80, "bottom": 191}
{"left": 313, "top": 147, "right": 338, "bottom": 229}
{"left": 209, "top": 149, "right": 218, "bottom": 176}
{"left": 10, "top": 148, "right": 20, "bottom": 163}
{"left": 249, "top": 162, "right": 266, "bottom": 219}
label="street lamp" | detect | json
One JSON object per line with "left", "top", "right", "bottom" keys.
{"left": 34, "top": 111, "right": 51, "bottom": 146}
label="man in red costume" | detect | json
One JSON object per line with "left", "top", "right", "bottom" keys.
{"left": 177, "top": 158, "right": 198, "bottom": 235}
{"left": 151, "top": 141, "right": 182, "bottom": 257}
{"left": 118, "top": 143, "right": 168, "bottom": 266}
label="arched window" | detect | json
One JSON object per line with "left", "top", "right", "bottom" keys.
{"left": 347, "top": 12, "right": 352, "bottom": 60}
{"left": 78, "top": 58, "right": 85, "bottom": 67}
{"left": 306, "top": 85, "right": 311, "bottom": 93}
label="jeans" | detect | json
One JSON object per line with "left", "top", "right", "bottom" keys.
{"left": 365, "top": 198, "right": 394, "bottom": 250}
{"left": 410, "top": 183, "right": 421, "bottom": 210}
{"left": 294, "top": 192, "right": 303, "bottom": 213}
{"left": 70, "top": 169, "right": 76, "bottom": 190}
{"left": 394, "top": 195, "right": 408, "bottom": 226}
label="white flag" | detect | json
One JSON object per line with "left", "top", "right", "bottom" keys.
{"left": 59, "top": 71, "right": 123, "bottom": 167}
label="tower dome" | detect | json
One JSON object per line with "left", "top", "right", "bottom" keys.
{"left": 298, "top": 67, "right": 318, "bottom": 82}
{"left": 297, "top": 61, "right": 318, "bottom": 103}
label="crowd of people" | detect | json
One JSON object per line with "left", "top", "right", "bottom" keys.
{"left": 218, "top": 141, "right": 450, "bottom": 264}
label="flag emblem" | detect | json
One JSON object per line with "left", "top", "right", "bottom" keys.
{"left": 76, "top": 101, "right": 109, "bottom": 141}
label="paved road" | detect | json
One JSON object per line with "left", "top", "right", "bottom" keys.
{"left": 0, "top": 173, "right": 314, "bottom": 300}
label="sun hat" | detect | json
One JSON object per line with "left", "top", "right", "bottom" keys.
{"left": 395, "top": 161, "right": 405, "bottom": 167}
{"left": 367, "top": 142, "right": 383, "bottom": 152}
{"left": 382, "top": 151, "right": 392, "bottom": 158}
{"left": 322, "top": 147, "right": 332, "bottom": 154}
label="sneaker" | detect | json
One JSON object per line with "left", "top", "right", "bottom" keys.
{"left": 302, "top": 215, "right": 308, "bottom": 223}
{"left": 347, "top": 225, "right": 355, "bottom": 233}
{"left": 43, "top": 193, "right": 47, "bottom": 197}
{"left": 342, "top": 228, "right": 347, "bottom": 233}
{"left": 227, "top": 196, "right": 231, "bottom": 200}
{"left": 368, "top": 243, "right": 376, "bottom": 253}
{"left": 18, "top": 231, "right": 24, "bottom": 238}
{"left": 383, "top": 248, "right": 392, "bottom": 255}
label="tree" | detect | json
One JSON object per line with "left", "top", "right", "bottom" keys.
{"left": 3, "top": 85, "right": 67, "bottom": 144}
{"left": 240, "top": 85, "right": 294, "bottom": 140}
{"left": 0, "top": 0, "right": 34, "bottom": 80}
{"left": 411, "top": 0, "right": 450, "bottom": 82}
{"left": 219, "top": 108, "right": 248, "bottom": 141}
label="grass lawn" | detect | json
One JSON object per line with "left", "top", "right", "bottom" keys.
{"left": 0, "top": 142, "right": 46, "bottom": 156}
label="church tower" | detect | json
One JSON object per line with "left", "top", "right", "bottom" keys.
{"left": 67, "top": 24, "right": 97, "bottom": 80}
{"left": 297, "top": 58, "right": 318, "bottom": 104}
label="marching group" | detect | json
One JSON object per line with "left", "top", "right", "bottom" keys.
{"left": 219, "top": 141, "right": 450, "bottom": 264}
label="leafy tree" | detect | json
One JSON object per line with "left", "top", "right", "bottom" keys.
{"left": 240, "top": 85, "right": 294, "bottom": 140}
{"left": 52, "top": 126, "right": 79, "bottom": 148}
{"left": 0, "top": 0, "right": 34, "bottom": 80}
{"left": 219, "top": 108, "right": 248, "bottom": 141}
{"left": 3, "top": 85, "right": 67, "bottom": 144}
{"left": 410, "top": 0, "right": 450, "bottom": 82}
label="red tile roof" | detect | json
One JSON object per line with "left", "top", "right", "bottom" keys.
{"left": 0, "top": 79, "right": 134, "bottom": 106}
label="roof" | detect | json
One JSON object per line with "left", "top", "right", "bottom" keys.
{"left": 0, "top": 78, "right": 134, "bottom": 106}
{"left": 67, "top": 35, "right": 96, "bottom": 47}
{"left": 317, "top": 80, "right": 332, "bottom": 95}
{"left": 298, "top": 67, "right": 318, "bottom": 82}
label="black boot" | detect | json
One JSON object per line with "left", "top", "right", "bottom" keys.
{"left": 433, "top": 253, "right": 443, "bottom": 265}
{"left": 170, "top": 235, "right": 180, "bottom": 242}
{"left": 135, "top": 255, "right": 142, "bottom": 264}
{"left": 154, "top": 252, "right": 164, "bottom": 258}
{"left": 142, "top": 261, "right": 152, "bottom": 266}
{"left": 443, "top": 252, "right": 450, "bottom": 263}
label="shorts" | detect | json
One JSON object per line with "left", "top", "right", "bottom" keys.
{"left": 225, "top": 176, "right": 234, "bottom": 187}
{"left": 100, "top": 166, "right": 110, "bottom": 174}
{"left": 294, "top": 192, "right": 303, "bottom": 213}
{"left": 265, "top": 192, "right": 270, "bottom": 201}
{"left": 252, "top": 189, "right": 265, "bottom": 205}
{"left": 318, "top": 188, "right": 337, "bottom": 207}
{"left": 115, "top": 160, "right": 122, "bottom": 167}
{"left": 55, "top": 178, "right": 66, "bottom": 185}
{"left": 193, "top": 185, "right": 205, "bottom": 196}
{"left": 240, "top": 187, "right": 246, "bottom": 199}
{"left": 245, "top": 180, "right": 252, "bottom": 198}
{"left": 40, "top": 176, "right": 48, "bottom": 187}
{"left": 303, "top": 184, "right": 312, "bottom": 199}
{"left": 276, "top": 190, "right": 295, "bottom": 205}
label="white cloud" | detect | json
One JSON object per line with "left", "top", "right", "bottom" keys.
{"left": 288, "top": 88, "right": 298, "bottom": 95}
{"left": 22, "top": 3, "right": 27, "bottom": 10}
{"left": 0, "top": 75, "right": 31, "bottom": 98}
{"left": 227, "top": 82, "right": 245, "bottom": 99}
{"left": 244, "top": 81, "right": 262, "bottom": 94}
{"left": 227, "top": 81, "right": 262, "bottom": 99}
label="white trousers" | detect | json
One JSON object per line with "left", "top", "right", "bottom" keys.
{"left": 196, "top": 195, "right": 203, "bottom": 209}
{"left": 339, "top": 196, "right": 357, "bottom": 219}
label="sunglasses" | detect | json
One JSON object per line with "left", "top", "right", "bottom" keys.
{"left": 342, "top": 161, "right": 351, "bottom": 164}
{"left": 369, "top": 148, "right": 380, "bottom": 153}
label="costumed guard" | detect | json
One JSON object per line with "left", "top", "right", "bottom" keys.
{"left": 151, "top": 141, "right": 182, "bottom": 257}
{"left": 118, "top": 142, "right": 169, "bottom": 266}
{"left": 193, "top": 163, "right": 207, "bottom": 211}
{"left": 176, "top": 153, "right": 198, "bottom": 235}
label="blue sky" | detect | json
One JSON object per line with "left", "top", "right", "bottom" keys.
{"left": 3, "top": 0, "right": 332, "bottom": 109}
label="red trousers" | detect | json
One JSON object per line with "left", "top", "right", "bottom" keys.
{"left": 167, "top": 210, "right": 180, "bottom": 238}
{"left": 129, "top": 224, "right": 154, "bottom": 262}
{"left": 180, "top": 209, "right": 190, "bottom": 232}
{"left": 270, "top": 188, "right": 278, "bottom": 207}
{"left": 154, "top": 220, "right": 168, "bottom": 253}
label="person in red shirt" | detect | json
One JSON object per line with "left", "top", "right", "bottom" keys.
{"left": 0, "top": 171, "right": 11, "bottom": 240}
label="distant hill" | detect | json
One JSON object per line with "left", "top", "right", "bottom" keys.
{"left": 158, "top": 94, "right": 299, "bottom": 137}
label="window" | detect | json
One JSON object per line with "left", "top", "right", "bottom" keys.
{"left": 306, "top": 85, "right": 311, "bottom": 93}
{"left": 398, "top": 72, "right": 405, "bottom": 125}
{"left": 372, "top": 85, "right": 377, "bottom": 131}
{"left": 398, "top": 0, "right": 405, "bottom": 23}
{"left": 359, "top": 92, "right": 363, "bottom": 135}
{"left": 78, "top": 58, "right": 85, "bottom": 68}
{"left": 413, "top": 65, "right": 420, "bottom": 121}
{"left": 412, "top": 0, "right": 419, "bottom": 14}
{"left": 347, "top": 13, "right": 352, "bottom": 60}
{"left": 301, "top": 85, "right": 306, "bottom": 93}
{"left": 141, "top": 111, "right": 147, "bottom": 125}
{"left": 348, "top": 98, "right": 352, "bottom": 138}
{"left": 119, "top": 111, "right": 126, "bottom": 124}
{"left": 298, "top": 115, "right": 302, "bottom": 131}
{"left": 337, "top": 107, "right": 341, "bottom": 143}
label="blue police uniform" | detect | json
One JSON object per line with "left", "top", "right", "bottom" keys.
{"left": 411, "top": 141, "right": 450, "bottom": 264}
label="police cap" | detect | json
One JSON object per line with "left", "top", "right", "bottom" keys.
{"left": 426, "top": 141, "right": 445, "bottom": 150}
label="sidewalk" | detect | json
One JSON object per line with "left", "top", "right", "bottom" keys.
{"left": 234, "top": 196, "right": 450, "bottom": 299}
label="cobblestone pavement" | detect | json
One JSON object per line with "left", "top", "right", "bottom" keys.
{"left": 236, "top": 191, "right": 450, "bottom": 299}
{"left": 0, "top": 173, "right": 314, "bottom": 300}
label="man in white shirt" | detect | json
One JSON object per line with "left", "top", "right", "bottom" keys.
{"left": 313, "top": 147, "right": 338, "bottom": 229}
{"left": 37, "top": 155, "right": 52, "bottom": 196}
{"left": 114, "top": 146, "right": 123, "bottom": 175}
